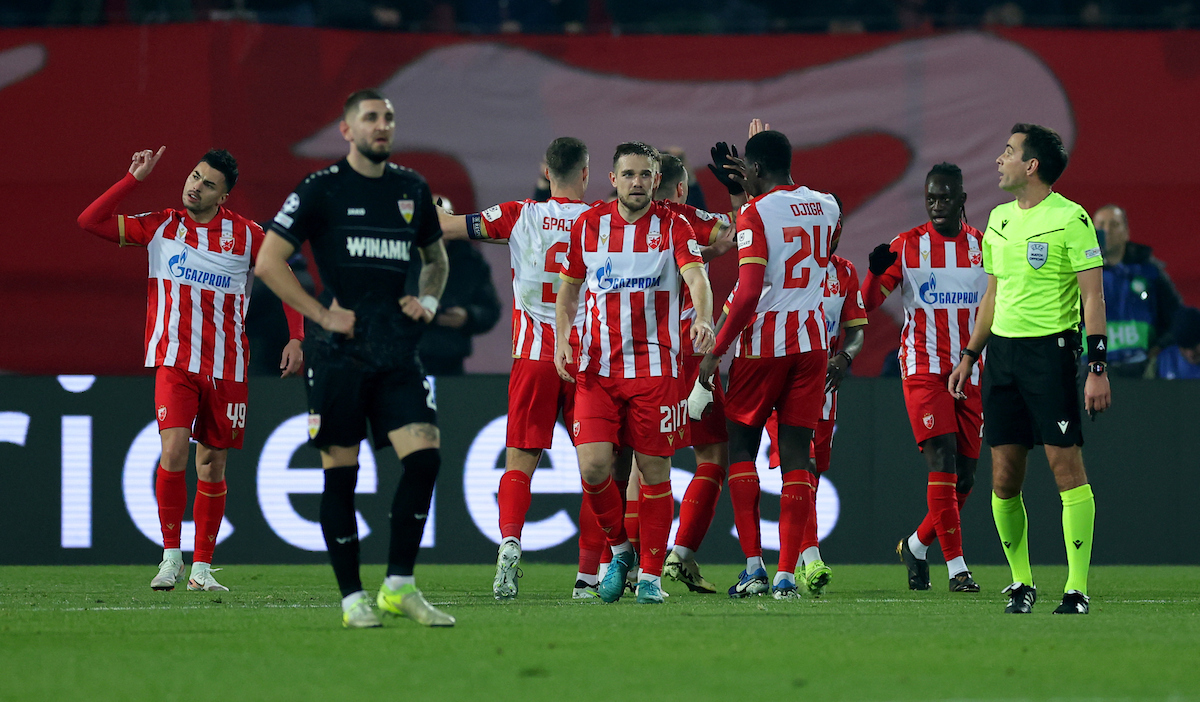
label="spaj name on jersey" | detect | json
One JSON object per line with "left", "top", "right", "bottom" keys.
{"left": 345, "top": 237, "right": 411, "bottom": 261}
{"left": 542, "top": 217, "right": 572, "bottom": 232}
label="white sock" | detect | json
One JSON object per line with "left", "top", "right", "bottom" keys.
{"left": 638, "top": 573, "right": 662, "bottom": 587}
{"left": 576, "top": 572, "right": 598, "bottom": 587}
{"left": 383, "top": 575, "right": 415, "bottom": 590}
{"left": 908, "top": 532, "right": 929, "bottom": 560}
{"left": 341, "top": 590, "right": 367, "bottom": 612}
{"left": 946, "top": 556, "right": 968, "bottom": 578}
{"left": 611, "top": 540, "right": 634, "bottom": 556}
{"left": 801, "top": 547, "right": 821, "bottom": 567}
{"left": 163, "top": 548, "right": 183, "bottom": 563}
{"left": 190, "top": 561, "right": 210, "bottom": 575}
{"left": 773, "top": 571, "right": 795, "bottom": 586}
{"left": 501, "top": 536, "right": 520, "bottom": 548}
{"left": 746, "top": 556, "right": 765, "bottom": 573}
{"left": 598, "top": 562, "right": 609, "bottom": 580}
{"left": 672, "top": 545, "right": 695, "bottom": 561}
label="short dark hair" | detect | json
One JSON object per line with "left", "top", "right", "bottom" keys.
{"left": 545, "top": 137, "right": 588, "bottom": 180}
{"left": 926, "top": 162, "right": 963, "bottom": 187}
{"left": 612, "top": 141, "right": 660, "bottom": 170}
{"left": 1011, "top": 123, "right": 1068, "bottom": 185}
{"left": 343, "top": 89, "right": 389, "bottom": 119}
{"left": 744, "top": 130, "right": 792, "bottom": 177}
{"left": 656, "top": 153, "right": 686, "bottom": 196}
{"left": 1173, "top": 306, "right": 1200, "bottom": 349}
{"left": 201, "top": 149, "right": 238, "bottom": 193}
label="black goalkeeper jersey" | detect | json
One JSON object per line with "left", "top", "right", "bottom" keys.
{"left": 270, "top": 158, "right": 443, "bottom": 370}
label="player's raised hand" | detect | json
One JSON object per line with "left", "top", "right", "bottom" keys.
{"left": 399, "top": 295, "right": 435, "bottom": 323}
{"left": 554, "top": 342, "right": 575, "bottom": 383}
{"left": 320, "top": 299, "right": 356, "bottom": 337}
{"left": 868, "top": 243, "right": 898, "bottom": 276}
{"left": 1084, "top": 371, "right": 1111, "bottom": 416}
{"left": 279, "top": 339, "right": 304, "bottom": 378}
{"left": 708, "top": 142, "right": 744, "bottom": 195}
{"left": 129, "top": 146, "right": 166, "bottom": 182}
{"left": 697, "top": 353, "right": 720, "bottom": 391}
{"left": 748, "top": 119, "right": 770, "bottom": 137}
{"left": 691, "top": 319, "right": 715, "bottom": 355}
{"left": 947, "top": 358, "right": 972, "bottom": 400}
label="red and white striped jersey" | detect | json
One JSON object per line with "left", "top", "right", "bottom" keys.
{"left": 663, "top": 201, "right": 731, "bottom": 355}
{"left": 560, "top": 200, "right": 704, "bottom": 379}
{"left": 118, "top": 207, "right": 262, "bottom": 381}
{"left": 820, "top": 255, "right": 868, "bottom": 419}
{"left": 476, "top": 197, "right": 593, "bottom": 360}
{"left": 871, "top": 223, "right": 986, "bottom": 381}
{"left": 733, "top": 185, "right": 840, "bottom": 358}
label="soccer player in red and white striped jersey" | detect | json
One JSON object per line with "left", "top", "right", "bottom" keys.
{"left": 555, "top": 142, "right": 714, "bottom": 604}
{"left": 437, "top": 138, "right": 609, "bottom": 600}
{"left": 697, "top": 129, "right": 841, "bottom": 600}
{"left": 78, "top": 147, "right": 304, "bottom": 593}
{"left": 862, "top": 162, "right": 986, "bottom": 592}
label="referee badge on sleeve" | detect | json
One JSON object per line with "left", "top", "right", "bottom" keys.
{"left": 1026, "top": 241, "right": 1048, "bottom": 270}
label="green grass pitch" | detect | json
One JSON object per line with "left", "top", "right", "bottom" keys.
{"left": 2, "top": 564, "right": 1198, "bottom": 701}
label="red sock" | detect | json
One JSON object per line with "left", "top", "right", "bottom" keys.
{"left": 639, "top": 481, "right": 674, "bottom": 576}
{"left": 800, "top": 473, "right": 820, "bottom": 552}
{"left": 727, "top": 461, "right": 762, "bottom": 558}
{"left": 778, "top": 470, "right": 815, "bottom": 574}
{"left": 674, "top": 462, "right": 725, "bottom": 552}
{"left": 497, "top": 469, "right": 532, "bottom": 541}
{"left": 156, "top": 466, "right": 186, "bottom": 549}
{"left": 577, "top": 493, "right": 604, "bottom": 576}
{"left": 928, "top": 471, "right": 962, "bottom": 560}
{"left": 625, "top": 502, "right": 640, "bottom": 553}
{"left": 957, "top": 488, "right": 970, "bottom": 510}
{"left": 582, "top": 476, "right": 627, "bottom": 547}
{"left": 916, "top": 510, "right": 936, "bottom": 546}
{"left": 192, "top": 479, "right": 227, "bottom": 564}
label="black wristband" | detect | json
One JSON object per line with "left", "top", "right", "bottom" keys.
{"left": 837, "top": 350, "right": 853, "bottom": 367}
{"left": 961, "top": 348, "right": 980, "bottom": 361}
{"left": 1086, "top": 334, "right": 1108, "bottom": 363}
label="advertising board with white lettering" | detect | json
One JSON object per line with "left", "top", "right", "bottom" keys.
{"left": 1, "top": 376, "right": 1195, "bottom": 565}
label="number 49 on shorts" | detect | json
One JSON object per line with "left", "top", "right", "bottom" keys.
{"left": 226, "top": 402, "right": 246, "bottom": 428}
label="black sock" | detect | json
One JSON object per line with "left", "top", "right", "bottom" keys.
{"left": 320, "top": 465, "right": 362, "bottom": 598}
{"left": 388, "top": 448, "right": 440, "bottom": 577}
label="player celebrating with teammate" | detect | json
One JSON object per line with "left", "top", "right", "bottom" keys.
{"left": 555, "top": 142, "right": 715, "bottom": 605}
{"left": 78, "top": 147, "right": 305, "bottom": 592}
{"left": 863, "top": 163, "right": 986, "bottom": 593}
{"left": 697, "top": 129, "right": 841, "bottom": 599}
{"left": 437, "top": 137, "right": 609, "bottom": 600}
{"left": 256, "top": 89, "right": 453, "bottom": 628}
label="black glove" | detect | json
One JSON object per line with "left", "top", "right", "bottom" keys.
{"left": 708, "top": 142, "right": 743, "bottom": 195}
{"left": 868, "top": 243, "right": 898, "bottom": 276}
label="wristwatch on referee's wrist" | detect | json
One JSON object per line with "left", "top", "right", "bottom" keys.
{"left": 1088, "top": 361, "right": 1108, "bottom": 376}
{"left": 960, "top": 348, "right": 980, "bottom": 364}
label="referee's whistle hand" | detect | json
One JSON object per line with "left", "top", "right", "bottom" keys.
{"left": 1084, "top": 373, "right": 1112, "bottom": 414}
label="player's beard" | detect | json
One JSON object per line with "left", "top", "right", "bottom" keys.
{"left": 618, "top": 192, "right": 650, "bottom": 213}
{"left": 356, "top": 139, "right": 392, "bottom": 164}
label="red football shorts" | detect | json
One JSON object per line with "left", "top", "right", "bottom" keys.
{"left": 725, "top": 352, "right": 826, "bottom": 430}
{"left": 572, "top": 371, "right": 687, "bottom": 457}
{"left": 902, "top": 373, "right": 983, "bottom": 459}
{"left": 681, "top": 353, "right": 729, "bottom": 446}
{"left": 154, "top": 365, "right": 248, "bottom": 450}
{"left": 506, "top": 357, "right": 578, "bottom": 450}
{"left": 765, "top": 410, "right": 835, "bottom": 472}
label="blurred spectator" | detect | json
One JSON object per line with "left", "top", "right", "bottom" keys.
{"left": 1095, "top": 204, "right": 1181, "bottom": 377}
{"left": 1153, "top": 307, "right": 1200, "bottom": 380}
{"left": 127, "top": 0, "right": 194, "bottom": 22}
{"left": 415, "top": 200, "right": 501, "bottom": 374}
{"left": 532, "top": 160, "right": 552, "bottom": 201}
{"left": 241, "top": 0, "right": 317, "bottom": 25}
{"left": 458, "top": 0, "right": 586, "bottom": 33}
{"left": 247, "top": 252, "right": 316, "bottom": 375}
{"left": 318, "top": 0, "right": 430, "bottom": 28}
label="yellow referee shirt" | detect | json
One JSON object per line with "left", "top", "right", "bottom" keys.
{"left": 982, "top": 192, "right": 1103, "bottom": 338}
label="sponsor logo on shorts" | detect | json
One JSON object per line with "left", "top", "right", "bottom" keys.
{"left": 398, "top": 199, "right": 415, "bottom": 223}
{"left": 922, "top": 412, "right": 935, "bottom": 430}
{"left": 308, "top": 413, "right": 321, "bottom": 439}
{"left": 1057, "top": 420, "right": 1069, "bottom": 434}
{"left": 157, "top": 405, "right": 167, "bottom": 422}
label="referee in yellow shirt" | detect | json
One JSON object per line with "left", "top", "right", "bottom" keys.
{"left": 949, "top": 123, "right": 1111, "bottom": 615}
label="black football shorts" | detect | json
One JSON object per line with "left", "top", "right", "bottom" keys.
{"left": 304, "top": 356, "right": 437, "bottom": 450}
{"left": 983, "top": 330, "right": 1084, "bottom": 448}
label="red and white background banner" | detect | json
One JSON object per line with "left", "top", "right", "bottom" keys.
{"left": 1, "top": 26, "right": 1197, "bottom": 374}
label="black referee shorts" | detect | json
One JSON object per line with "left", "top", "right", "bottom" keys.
{"left": 304, "top": 357, "right": 437, "bottom": 450}
{"left": 982, "top": 330, "right": 1083, "bottom": 448}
